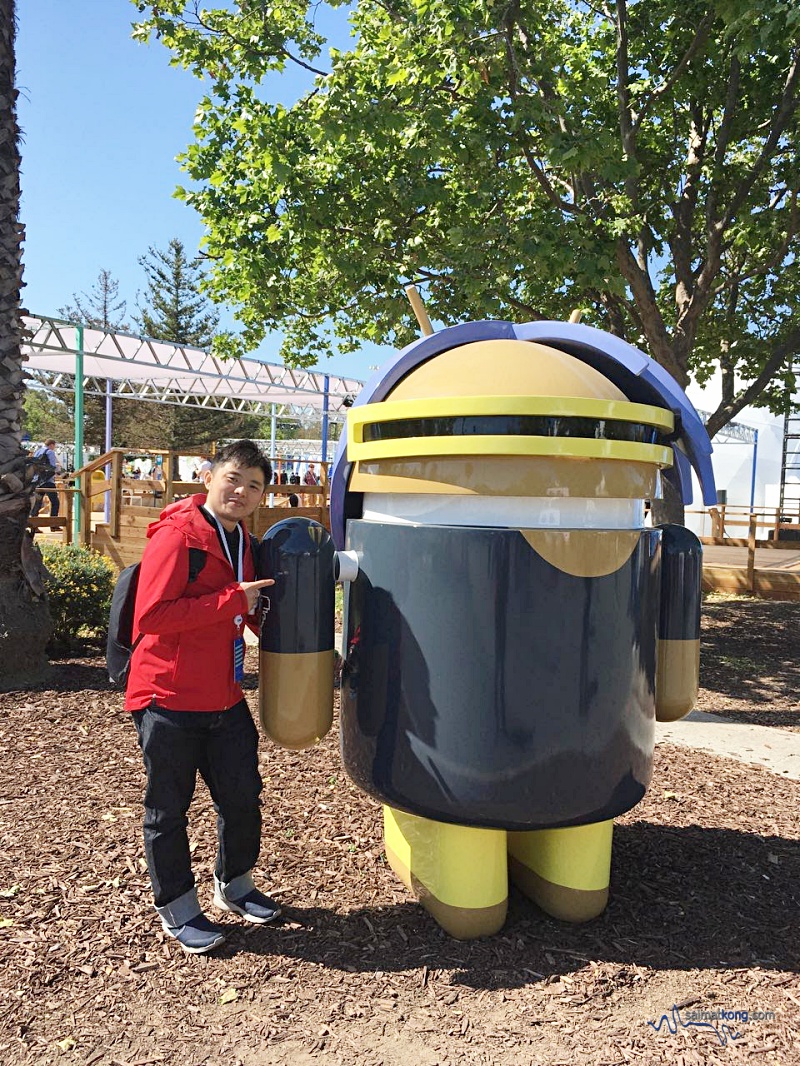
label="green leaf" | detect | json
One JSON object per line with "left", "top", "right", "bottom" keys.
{"left": 132, "top": 0, "right": 800, "bottom": 433}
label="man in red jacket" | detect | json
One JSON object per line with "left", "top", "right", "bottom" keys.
{"left": 127, "top": 440, "right": 276, "bottom": 954}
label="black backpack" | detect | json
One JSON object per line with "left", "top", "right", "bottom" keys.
{"left": 106, "top": 534, "right": 260, "bottom": 688}
{"left": 106, "top": 547, "right": 207, "bottom": 688}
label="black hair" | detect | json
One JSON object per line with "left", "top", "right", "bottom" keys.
{"left": 288, "top": 493, "right": 300, "bottom": 507}
{"left": 212, "top": 440, "right": 272, "bottom": 487}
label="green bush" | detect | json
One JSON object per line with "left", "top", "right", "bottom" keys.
{"left": 39, "top": 543, "right": 116, "bottom": 649}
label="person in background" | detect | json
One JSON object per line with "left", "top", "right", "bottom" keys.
{"left": 302, "top": 461, "right": 319, "bottom": 504}
{"left": 151, "top": 460, "right": 165, "bottom": 506}
{"left": 303, "top": 462, "right": 318, "bottom": 486}
{"left": 288, "top": 493, "right": 300, "bottom": 507}
{"left": 30, "top": 439, "right": 61, "bottom": 519}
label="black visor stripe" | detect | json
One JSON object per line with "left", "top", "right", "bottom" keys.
{"left": 362, "top": 415, "right": 668, "bottom": 446}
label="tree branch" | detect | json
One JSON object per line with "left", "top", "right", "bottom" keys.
{"left": 721, "top": 47, "right": 800, "bottom": 229}
{"left": 497, "top": 14, "right": 584, "bottom": 216}
{"left": 615, "top": 0, "right": 656, "bottom": 272}
{"left": 614, "top": 0, "right": 634, "bottom": 167}
{"left": 706, "top": 53, "right": 741, "bottom": 229}
{"left": 705, "top": 326, "right": 800, "bottom": 437}
{"left": 615, "top": 239, "right": 682, "bottom": 379}
{"left": 720, "top": 194, "right": 798, "bottom": 285}
{"left": 634, "top": 13, "right": 715, "bottom": 130}
{"left": 189, "top": 1, "right": 330, "bottom": 78}
{"left": 677, "top": 51, "right": 798, "bottom": 358}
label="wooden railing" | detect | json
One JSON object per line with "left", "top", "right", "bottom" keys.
{"left": 28, "top": 483, "right": 77, "bottom": 543}
{"left": 688, "top": 504, "right": 800, "bottom": 600}
{"left": 52, "top": 449, "right": 332, "bottom": 558}
{"left": 688, "top": 504, "right": 800, "bottom": 546}
{"left": 69, "top": 449, "right": 126, "bottom": 544}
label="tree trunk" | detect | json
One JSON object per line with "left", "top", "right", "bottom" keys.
{"left": 650, "top": 475, "right": 686, "bottom": 527}
{"left": 0, "top": 0, "right": 51, "bottom": 691}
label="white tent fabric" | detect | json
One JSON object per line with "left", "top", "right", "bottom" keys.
{"left": 23, "top": 315, "right": 363, "bottom": 417}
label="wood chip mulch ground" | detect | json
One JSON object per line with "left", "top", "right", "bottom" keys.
{"left": 0, "top": 596, "right": 798, "bottom": 1065}
{"left": 698, "top": 595, "right": 800, "bottom": 731}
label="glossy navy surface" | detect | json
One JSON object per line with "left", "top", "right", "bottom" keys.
{"left": 658, "top": 523, "right": 702, "bottom": 640}
{"left": 258, "top": 519, "right": 336, "bottom": 654}
{"left": 340, "top": 521, "right": 661, "bottom": 830}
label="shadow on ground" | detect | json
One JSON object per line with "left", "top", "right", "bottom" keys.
{"left": 213, "top": 821, "right": 799, "bottom": 988}
{"left": 699, "top": 599, "right": 798, "bottom": 714}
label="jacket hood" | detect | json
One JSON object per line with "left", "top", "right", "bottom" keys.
{"left": 146, "top": 493, "right": 210, "bottom": 540}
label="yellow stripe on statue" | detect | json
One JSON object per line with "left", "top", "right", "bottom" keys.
{"left": 348, "top": 434, "right": 674, "bottom": 466}
{"left": 507, "top": 821, "right": 614, "bottom": 891}
{"left": 384, "top": 806, "right": 507, "bottom": 908}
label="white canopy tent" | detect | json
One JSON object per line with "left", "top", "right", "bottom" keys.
{"left": 23, "top": 315, "right": 363, "bottom": 420}
{"left": 23, "top": 314, "right": 364, "bottom": 531}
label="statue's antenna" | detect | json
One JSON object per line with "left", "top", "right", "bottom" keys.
{"left": 405, "top": 284, "right": 434, "bottom": 337}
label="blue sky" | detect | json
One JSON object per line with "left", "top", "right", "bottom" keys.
{"left": 17, "top": 0, "right": 387, "bottom": 382}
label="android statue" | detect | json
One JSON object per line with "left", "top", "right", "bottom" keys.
{"left": 259, "top": 318, "right": 715, "bottom": 940}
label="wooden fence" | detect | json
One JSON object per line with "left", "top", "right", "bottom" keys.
{"left": 32, "top": 461, "right": 800, "bottom": 601}
{"left": 30, "top": 448, "right": 330, "bottom": 570}
{"left": 689, "top": 504, "right": 800, "bottom": 601}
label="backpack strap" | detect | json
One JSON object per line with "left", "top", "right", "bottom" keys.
{"left": 187, "top": 546, "right": 207, "bottom": 583}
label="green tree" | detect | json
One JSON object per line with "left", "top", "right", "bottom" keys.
{"left": 133, "top": 0, "right": 800, "bottom": 441}
{"left": 56, "top": 268, "right": 172, "bottom": 448}
{"left": 21, "top": 389, "right": 73, "bottom": 442}
{"left": 58, "top": 268, "right": 130, "bottom": 332}
{"left": 136, "top": 237, "right": 261, "bottom": 447}
{"left": 0, "top": 0, "right": 51, "bottom": 688}
{"left": 138, "top": 236, "right": 218, "bottom": 345}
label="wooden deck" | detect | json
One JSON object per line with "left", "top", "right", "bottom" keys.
{"left": 32, "top": 460, "right": 800, "bottom": 601}
{"left": 702, "top": 544, "right": 800, "bottom": 601}
{"left": 91, "top": 502, "right": 329, "bottom": 570}
{"left": 703, "top": 544, "right": 800, "bottom": 569}
{"left": 29, "top": 448, "right": 332, "bottom": 570}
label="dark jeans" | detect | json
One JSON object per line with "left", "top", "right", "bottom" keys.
{"left": 31, "top": 484, "right": 59, "bottom": 518}
{"left": 132, "top": 699, "right": 263, "bottom": 907}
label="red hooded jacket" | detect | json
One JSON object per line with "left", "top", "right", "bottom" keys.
{"left": 124, "top": 494, "right": 257, "bottom": 712}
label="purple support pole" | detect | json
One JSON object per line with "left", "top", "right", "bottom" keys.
{"left": 104, "top": 379, "right": 112, "bottom": 522}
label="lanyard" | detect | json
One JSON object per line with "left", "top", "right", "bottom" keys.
{"left": 204, "top": 507, "right": 245, "bottom": 628}
{"left": 207, "top": 511, "right": 244, "bottom": 581}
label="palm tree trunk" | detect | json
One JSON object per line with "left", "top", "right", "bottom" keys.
{"left": 0, "top": 0, "right": 51, "bottom": 689}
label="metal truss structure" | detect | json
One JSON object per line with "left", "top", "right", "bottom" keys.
{"left": 695, "top": 410, "right": 757, "bottom": 445}
{"left": 22, "top": 315, "right": 363, "bottom": 422}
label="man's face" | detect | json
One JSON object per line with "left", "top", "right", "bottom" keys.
{"left": 203, "top": 460, "right": 266, "bottom": 529}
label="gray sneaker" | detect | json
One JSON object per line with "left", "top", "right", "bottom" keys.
{"left": 156, "top": 888, "right": 226, "bottom": 954}
{"left": 214, "top": 871, "right": 282, "bottom": 925}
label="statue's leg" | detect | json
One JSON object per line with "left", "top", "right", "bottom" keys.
{"left": 383, "top": 805, "right": 507, "bottom": 939}
{"left": 507, "top": 820, "right": 613, "bottom": 922}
